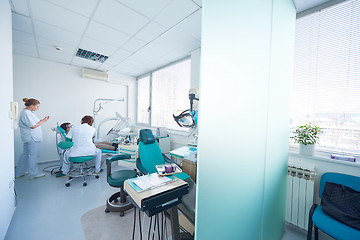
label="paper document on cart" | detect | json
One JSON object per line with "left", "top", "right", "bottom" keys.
{"left": 133, "top": 173, "right": 173, "bottom": 191}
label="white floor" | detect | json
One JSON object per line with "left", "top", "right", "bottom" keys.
{"left": 5, "top": 161, "right": 333, "bottom": 240}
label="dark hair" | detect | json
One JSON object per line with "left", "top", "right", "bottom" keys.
{"left": 23, "top": 98, "right": 40, "bottom": 106}
{"left": 81, "top": 115, "right": 94, "bottom": 126}
{"left": 60, "top": 122, "right": 71, "bottom": 132}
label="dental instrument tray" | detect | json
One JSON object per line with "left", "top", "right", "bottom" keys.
{"left": 155, "top": 163, "right": 182, "bottom": 176}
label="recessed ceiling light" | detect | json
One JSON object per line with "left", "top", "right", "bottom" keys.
{"left": 75, "top": 48, "right": 108, "bottom": 63}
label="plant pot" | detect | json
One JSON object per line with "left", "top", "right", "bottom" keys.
{"left": 299, "top": 143, "right": 315, "bottom": 156}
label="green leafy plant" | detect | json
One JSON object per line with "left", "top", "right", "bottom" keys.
{"left": 290, "top": 123, "right": 321, "bottom": 145}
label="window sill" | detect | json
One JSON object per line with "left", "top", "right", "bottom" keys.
{"left": 167, "top": 129, "right": 189, "bottom": 137}
{"left": 289, "top": 150, "right": 360, "bottom": 168}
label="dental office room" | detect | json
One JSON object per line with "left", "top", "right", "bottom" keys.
{"left": 2, "top": 0, "right": 360, "bottom": 240}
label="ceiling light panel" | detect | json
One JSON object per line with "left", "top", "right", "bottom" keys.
{"left": 76, "top": 48, "right": 109, "bottom": 63}
{"left": 93, "top": 0, "right": 149, "bottom": 35}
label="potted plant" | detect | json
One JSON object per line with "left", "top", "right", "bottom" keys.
{"left": 290, "top": 123, "right": 321, "bottom": 156}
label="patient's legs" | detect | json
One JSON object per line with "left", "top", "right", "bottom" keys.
{"left": 61, "top": 150, "right": 71, "bottom": 174}
{"left": 94, "top": 148, "right": 102, "bottom": 173}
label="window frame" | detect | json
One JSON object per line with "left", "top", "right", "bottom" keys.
{"left": 136, "top": 56, "right": 191, "bottom": 133}
{"left": 136, "top": 73, "right": 151, "bottom": 127}
{"left": 291, "top": 0, "right": 360, "bottom": 158}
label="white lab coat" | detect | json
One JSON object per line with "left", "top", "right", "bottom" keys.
{"left": 61, "top": 123, "right": 102, "bottom": 174}
{"left": 66, "top": 123, "right": 96, "bottom": 157}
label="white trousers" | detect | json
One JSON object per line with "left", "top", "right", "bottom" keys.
{"left": 61, "top": 148, "right": 102, "bottom": 174}
{"left": 16, "top": 140, "right": 41, "bottom": 177}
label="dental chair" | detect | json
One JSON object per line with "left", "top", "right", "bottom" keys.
{"left": 105, "top": 154, "right": 138, "bottom": 216}
{"left": 136, "top": 129, "right": 196, "bottom": 233}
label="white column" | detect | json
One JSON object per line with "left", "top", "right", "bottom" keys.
{"left": 195, "top": 0, "right": 296, "bottom": 239}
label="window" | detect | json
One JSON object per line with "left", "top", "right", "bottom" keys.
{"left": 291, "top": 0, "right": 360, "bottom": 154}
{"left": 137, "top": 75, "right": 150, "bottom": 125}
{"left": 137, "top": 58, "right": 191, "bottom": 131}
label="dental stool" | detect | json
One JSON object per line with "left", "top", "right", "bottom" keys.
{"left": 65, "top": 155, "right": 99, "bottom": 187}
{"left": 105, "top": 154, "right": 137, "bottom": 216}
{"left": 57, "top": 141, "right": 100, "bottom": 187}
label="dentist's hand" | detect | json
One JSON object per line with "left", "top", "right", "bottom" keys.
{"left": 42, "top": 116, "right": 50, "bottom": 122}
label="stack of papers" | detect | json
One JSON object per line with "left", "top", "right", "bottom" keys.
{"left": 170, "top": 146, "right": 197, "bottom": 158}
{"left": 132, "top": 173, "right": 173, "bottom": 191}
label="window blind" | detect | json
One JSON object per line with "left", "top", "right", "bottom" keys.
{"left": 291, "top": 0, "right": 360, "bottom": 154}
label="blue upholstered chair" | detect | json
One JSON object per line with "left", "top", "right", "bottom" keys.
{"left": 307, "top": 172, "right": 360, "bottom": 240}
{"left": 105, "top": 154, "right": 138, "bottom": 216}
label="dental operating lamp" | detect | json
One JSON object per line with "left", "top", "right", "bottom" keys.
{"left": 173, "top": 88, "right": 199, "bottom": 146}
{"left": 173, "top": 88, "right": 199, "bottom": 128}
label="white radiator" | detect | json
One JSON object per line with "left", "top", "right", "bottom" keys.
{"left": 285, "top": 166, "right": 316, "bottom": 230}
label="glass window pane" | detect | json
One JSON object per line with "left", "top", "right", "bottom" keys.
{"left": 152, "top": 59, "right": 191, "bottom": 131}
{"left": 291, "top": 0, "right": 360, "bottom": 154}
{"left": 137, "top": 75, "right": 150, "bottom": 125}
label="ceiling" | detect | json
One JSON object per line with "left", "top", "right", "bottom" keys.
{"left": 10, "top": 0, "right": 336, "bottom": 77}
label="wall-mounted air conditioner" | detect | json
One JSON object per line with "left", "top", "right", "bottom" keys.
{"left": 82, "top": 68, "right": 108, "bottom": 82}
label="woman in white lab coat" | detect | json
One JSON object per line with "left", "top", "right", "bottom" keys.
{"left": 57, "top": 115, "right": 102, "bottom": 177}
{"left": 16, "top": 98, "right": 49, "bottom": 179}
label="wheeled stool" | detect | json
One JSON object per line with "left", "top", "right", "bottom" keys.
{"left": 65, "top": 155, "right": 99, "bottom": 187}
{"left": 105, "top": 154, "right": 137, "bottom": 216}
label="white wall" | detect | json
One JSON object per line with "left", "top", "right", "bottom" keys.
{"left": 0, "top": 1, "right": 15, "bottom": 238}
{"left": 13, "top": 54, "right": 136, "bottom": 163}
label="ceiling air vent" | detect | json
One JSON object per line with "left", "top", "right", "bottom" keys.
{"left": 82, "top": 68, "right": 108, "bottom": 82}
{"left": 76, "top": 48, "right": 108, "bottom": 63}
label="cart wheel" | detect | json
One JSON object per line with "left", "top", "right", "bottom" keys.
{"left": 83, "top": 182, "right": 87, "bottom": 187}
{"left": 120, "top": 212, "right": 124, "bottom": 217}
{"left": 105, "top": 208, "right": 110, "bottom": 213}
{"left": 95, "top": 175, "right": 99, "bottom": 179}
{"left": 65, "top": 183, "right": 70, "bottom": 187}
